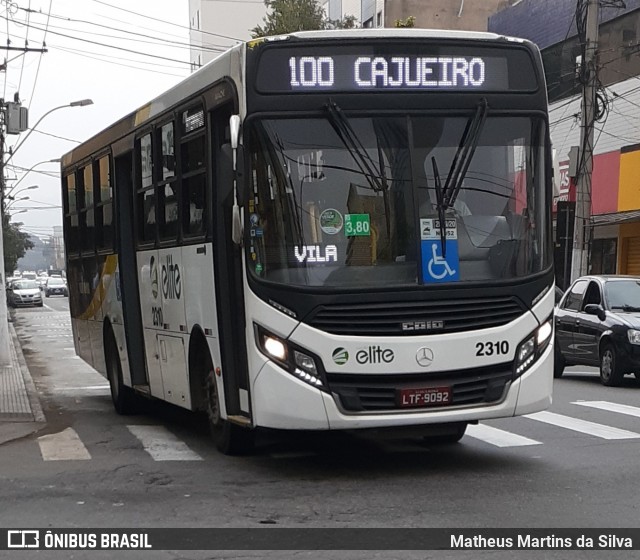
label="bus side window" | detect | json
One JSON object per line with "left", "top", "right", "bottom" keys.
{"left": 136, "top": 133, "right": 156, "bottom": 245}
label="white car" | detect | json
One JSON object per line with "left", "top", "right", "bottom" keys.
{"left": 7, "top": 279, "right": 43, "bottom": 307}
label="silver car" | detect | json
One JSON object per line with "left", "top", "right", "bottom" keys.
{"left": 8, "top": 279, "right": 44, "bottom": 307}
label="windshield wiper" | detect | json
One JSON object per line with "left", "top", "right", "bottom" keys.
{"left": 431, "top": 157, "right": 448, "bottom": 257}
{"left": 325, "top": 100, "right": 386, "bottom": 193}
{"left": 326, "top": 100, "right": 394, "bottom": 242}
{"left": 427, "top": 99, "right": 488, "bottom": 258}
{"left": 442, "top": 99, "right": 489, "bottom": 209}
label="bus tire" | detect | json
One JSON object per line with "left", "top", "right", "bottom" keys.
{"left": 422, "top": 423, "right": 467, "bottom": 445}
{"left": 105, "top": 333, "right": 138, "bottom": 415}
{"left": 203, "top": 366, "right": 255, "bottom": 455}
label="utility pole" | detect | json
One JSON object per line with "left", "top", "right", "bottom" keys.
{"left": 0, "top": 95, "right": 30, "bottom": 365}
{"left": 570, "top": 0, "right": 599, "bottom": 281}
{"left": 0, "top": 104, "right": 10, "bottom": 365}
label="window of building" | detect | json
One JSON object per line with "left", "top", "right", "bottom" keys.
{"left": 590, "top": 238, "right": 617, "bottom": 275}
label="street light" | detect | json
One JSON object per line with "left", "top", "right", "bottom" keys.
{"left": 5, "top": 99, "right": 93, "bottom": 165}
{"left": 4, "top": 184, "right": 39, "bottom": 202}
{"left": 7, "top": 158, "right": 60, "bottom": 193}
{"left": 5, "top": 196, "right": 30, "bottom": 210}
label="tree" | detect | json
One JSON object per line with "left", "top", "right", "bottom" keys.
{"left": 394, "top": 16, "right": 416, "bottom": 28}
{"left": 251, "top": 0, "right": 357, "bottom": 38}
{"left": 2, "top": 212, "right": 33, "bottom": 274}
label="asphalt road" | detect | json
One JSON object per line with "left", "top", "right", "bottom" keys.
{"left": 3, "top": 298, "right": 640, "bottom": 560}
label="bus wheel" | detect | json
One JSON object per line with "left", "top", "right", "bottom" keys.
{"left": 203, "top": 367, "right": 255, "bottom": 455}
{"left": 105, "top": 336, "right": 138, "bottom": 415}
{"left": 422, "top": 423, "right": 467, "bottom": 445}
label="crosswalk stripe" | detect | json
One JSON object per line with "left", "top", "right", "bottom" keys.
{"left": 466, "top": 424, "right": 542, "bottom": 447}
{"left": 524, "top": 411, "right": 640, "bottom": 440}
{"left": 573, "top": 401, "right": 640, "bottom": 418}
{"left": 127, "top": 425, "right": 203, "bottom": 461}
{"left": 38, "top": 428, "right": 91, "bottom": 461}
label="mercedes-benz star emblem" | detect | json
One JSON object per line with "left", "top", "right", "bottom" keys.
{"left": 416, "top": 347, "right": 434, "bottom": 367}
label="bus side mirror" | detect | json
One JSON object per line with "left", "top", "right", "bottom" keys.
{"left": 235, "top": 146, "right": 246, "bottom": 206}
{"left": 220, "top": 143, "right": 247, "bottom": 206}
{"left": 219, "top": 144, "right": 235, "bottom": 206}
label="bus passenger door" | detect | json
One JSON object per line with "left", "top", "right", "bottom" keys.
{"left": 114, "top": 151, "right": 149, "bottom": 387}
{"left": 211, "top": 104, "right": 252, "bottom": 423}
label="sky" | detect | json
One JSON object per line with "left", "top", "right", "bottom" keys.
{"left": 0, "top": 0, "right": 249, "bottom": 240}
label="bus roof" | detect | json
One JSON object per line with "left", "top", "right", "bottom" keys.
{"left": 260, "top": 28, "right": 525, "bottom": 43}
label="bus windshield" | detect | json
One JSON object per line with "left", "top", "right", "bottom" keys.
{"left": 247, "top": 113, "right": 548, "bottom": 288}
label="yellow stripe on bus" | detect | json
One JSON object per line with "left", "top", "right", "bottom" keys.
{"left": 78, "top": 254, "right": 119, "bottom": 321}
{"left": 134, "top": 104, "right": 152, "bottom": 127}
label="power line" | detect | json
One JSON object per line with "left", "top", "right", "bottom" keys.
{"left": 28, "top": 128, "right": 80, "bottom": 143}
{"left": 16, "top": 0, "right": 31, "bottom": 94}
{"left": 19, "top": 8, "right": 232, "bottom": 53}
{"left": 54, "top": 45, "right": 188, "bottom": 78}
{"left": 25, "top": 0, "right": 51, "bottom": 113}
{"left": 0, "top": 13, "right": 193, "bottom": 67}
{"left": 91, "top": 0, "right": 242, "bottom": 42}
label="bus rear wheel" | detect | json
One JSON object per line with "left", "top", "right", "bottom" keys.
{"left": 105, "top": 335, "right": 138, "bottom": 415}
{"left": 203, "top": 367, "right": 255, "bottom": 455}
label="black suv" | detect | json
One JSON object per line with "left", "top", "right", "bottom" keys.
{"left": 554, "top": 275, "right": 640, "bottom": 386}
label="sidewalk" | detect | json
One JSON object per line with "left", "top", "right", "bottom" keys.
{"left": 0, "top": 321, "right": 46, "bottom": 444}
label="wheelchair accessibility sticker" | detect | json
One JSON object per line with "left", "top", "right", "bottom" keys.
{"left": 420, "top": 218, "right": 460, "bottom": 283}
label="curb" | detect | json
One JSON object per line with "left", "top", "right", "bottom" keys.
{"left": 9, "top": 321, "right": 46, "bottom": 423}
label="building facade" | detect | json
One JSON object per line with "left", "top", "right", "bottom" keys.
{"left": 320, "top": 0, "right": 507, "bottom": 29}
{"left": 490, "top": 0, "right": 640, "bottom": 285}
{"left": 189, "top": 0, "right": 267, "bottom": 70}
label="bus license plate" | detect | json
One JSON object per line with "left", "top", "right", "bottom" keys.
{"left": 397, "top": 386, "right": 452, "bottom": 408}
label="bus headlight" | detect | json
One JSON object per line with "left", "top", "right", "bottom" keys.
{"left": 264, "top": 336, "right": 287, "bottom": 361}
{"left": 255, "top": 325, "right": 326, "bottom": 389}
{"left": 514, "top": 317, "right": 553, "bottom": 378}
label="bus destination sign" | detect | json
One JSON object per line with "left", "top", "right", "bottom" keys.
{"left": 254, "top": 45, "right": 537, "bottom": 93}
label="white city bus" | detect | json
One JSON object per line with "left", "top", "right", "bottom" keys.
{"left": 61, "top": 29, "right": 555, "bottom": 454}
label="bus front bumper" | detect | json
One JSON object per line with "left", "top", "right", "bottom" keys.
{"left": 251, "top": 343, "right": 553, "bottom": 431}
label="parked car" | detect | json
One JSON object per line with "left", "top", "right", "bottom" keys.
{"left": 44, "top": 276, "right": 68, "bottom": 297}
{"left": 554, "top": 275, "right": 640, "bottom": 386}
{"left": 7, "top": 279, "right": 43, "bottom": 307}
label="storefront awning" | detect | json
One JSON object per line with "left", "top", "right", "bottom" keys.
{"left": 591, "top": 210, "right": 640, "bottom": 226}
